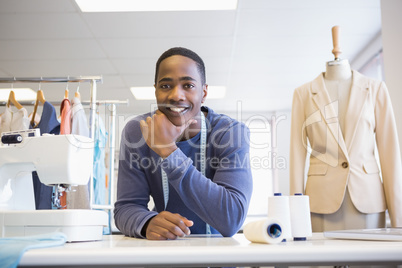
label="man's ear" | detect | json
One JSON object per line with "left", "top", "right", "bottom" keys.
{"left": 154, "top": 84, "right": 157, "bottom": 97}
{"left": 201, "top": 84, "right": 208, "bottom": 103}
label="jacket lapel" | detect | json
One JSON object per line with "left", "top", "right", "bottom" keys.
{"left": 311, "top": 73, "right": 349, "bottom": 159}
{"left": 343, "top": 70, "right": 370, "bottom": 152}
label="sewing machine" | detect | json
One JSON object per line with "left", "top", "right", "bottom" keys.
{"left": 0, "top": 131, "right": 108, "bottom": 242}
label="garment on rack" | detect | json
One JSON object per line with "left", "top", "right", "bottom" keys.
{"left": 71, "top": 97, "right": 89, "bottom": 137}
{"left": 58, "top": 98, "right": 72, "bottom": 208}
{"left": 33, "top": 101, "right": 60, "bottom": 135}
{"left": 28, "top": 113, "right": 41, "bottom": 127}
{"left": 0, "top": 105, "right": 34, "bottom": 210}
{"left": 60, "top": 98, "right": 71, "bottom": 134}
{"left": 93, "top": 113, "right": 107, "bottom": 205}
{"left": 31, "top": 101, "right": 60, "bottom": 209}
{"left": 0, "top": 106, "right": 30, "bottom": 134}
{"left": 0, "top": 232, "right": 66, "bottom": 268}
{"left": 67, "top": 97, "right": 90, "bottom": 209}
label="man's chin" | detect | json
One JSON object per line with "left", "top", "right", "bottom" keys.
{"left": 159, "top": 109, "right": 188, "bottom": 127}
{"left": 170, "top": 119, "right": 186, "bottom": 127}
{"left": 159, "top": 110, "right": 186, "bottom": 126}
{"left": 162, "top": 114, "right": 185, "bottom": 127}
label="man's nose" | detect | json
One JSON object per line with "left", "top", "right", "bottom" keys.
{"left": 168, "top": 86, "right": 185, "bottom": 101}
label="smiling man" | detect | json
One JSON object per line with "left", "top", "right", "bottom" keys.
{"left": 114, "top": 47, "right": 253, "bottom": 240}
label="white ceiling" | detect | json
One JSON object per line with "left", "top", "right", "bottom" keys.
{"left": 0, "top": 0, "right": 382, "bottom": 115}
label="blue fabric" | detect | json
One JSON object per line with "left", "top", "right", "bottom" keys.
{"left": 114, "top": 106, "right": 253, "bottom": 238}
{"left": 93, "top": 114, "right": 107, "bottom": 205}
{"left": 36, "top": 101, "right": 61, "bottom": 135}
{"left": 31, "top": 101, "right": 61, "bottom": 209}
{"left": 0, "top": 232, "right": 66, "bottom": 268}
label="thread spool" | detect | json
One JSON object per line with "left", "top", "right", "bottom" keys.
{"left": 243, "top": 218, "right": 284, "bottom": 244}
{"left": 268, "top": 193, "right": 292, "bottom": 240}
{"left": 1, "top": 134, "right": 23, "bottom": 144}
{"left": 289, "top": 193, "right": 312, "bottom": 241}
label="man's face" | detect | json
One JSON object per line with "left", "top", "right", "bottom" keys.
{"left": 155, "top": 55, "right": 207, "bottom": 127}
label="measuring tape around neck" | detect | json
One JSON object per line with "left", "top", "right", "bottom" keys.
{"left": 161, "top": 111, "right": 211, "bottom": 234}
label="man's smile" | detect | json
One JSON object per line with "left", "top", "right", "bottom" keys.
{"left": 166, "top": 105, "right": 189, "bottom": 115}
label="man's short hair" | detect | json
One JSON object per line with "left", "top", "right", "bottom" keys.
{"left": 154, "top": 47, "right": 206, "bottom": 85}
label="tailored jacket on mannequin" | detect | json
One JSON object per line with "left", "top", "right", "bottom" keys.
{"left": 290, "top": 70, "right": 402, "bottom": 227}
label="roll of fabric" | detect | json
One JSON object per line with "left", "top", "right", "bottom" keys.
{"left": 268, "top": 193, "right": 292, "bottom": 240}
{"left": 289, "top": 193, "right": 312, "bottom": 241}
{"left": 243, "top": 218, "right": 284, "bottom": 244}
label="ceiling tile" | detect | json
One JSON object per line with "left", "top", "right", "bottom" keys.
{"left": 0, "top": 39, "right": 106, "bottom": 60}
{"left": 121, "top": 74, "right": 154, "bottom": 87}
{"left": 0, "top": 0, "right": 383, "bottom": 114}
{"left": 0, "top": 13, "right": 92, "bottom": 40}
{"left": 234, "top": 35, "right": 330, "bottom": 58}
{"left": 230, "top": 55, "right": 324, "bottom": 75}
{"left": 82, "top": 11, "right": 236, "bottom": 38}
{"left": 0, "top": 68, "right": 11, "bottom": 77}
{"left": 100, "top": 75, "right": 126, "bottom": 88}
{"left": 98, "top": 36, "right": 234, "bottom": 58}
{"left": 0, "top": 0, "right": 77, "bottom": 13}
{"left": 111, "top": 58, "right": 155, "bottom": 75}
{"left": 0, "top": 59, "right": 116, "bottom": 77}
{"left": 234, "top": 34, "right": 375, "bottom": 62}
{"left": 205, "top": 72, "right": 231, "bottom": 86}
{"left": 239, "top": 0, "right": 380, "bottom": 9}
{"left": 236, "top": 8, "right": 381, "bottom": 37}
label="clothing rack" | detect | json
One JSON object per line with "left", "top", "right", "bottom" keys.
{"left": 0, "top": 76, "right": 101, "bottom": 140}
{"left": 0, "top": 100, "right": 129, "bottom": 107}
{"left": 0, "top": 76, "right": 122, "bottom": 229}
{"left": 0, "top": 100, "right": 129, "bottom": 106}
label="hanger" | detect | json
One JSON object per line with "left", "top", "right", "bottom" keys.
{"left": 7, "top": 90, "right": 23, "bottom": 110}
{"left": 6, "top": 80, "right": 23, "bottom": 109}
{"left": 37, "top": 89, "right": 46, "bottom": 103}
{"left": 30, "top": 84, "right": 46, "bottom": 127}
{"left": 75, "top": 82, "right": 81, "bottom": 99}
{"left": 64, "top": 79, "right": 69, "bottom": 99}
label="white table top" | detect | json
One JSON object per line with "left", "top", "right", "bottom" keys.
{"left": 19, "top": 233, "right": 402, "bottom": 267}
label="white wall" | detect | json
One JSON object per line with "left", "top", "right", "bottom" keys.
{"left": 381, "top": 0, "right": 402, "bottom": 153}
{"left": 275, "top": 110, "right": 291, "bottom": 195}
{"left": 225, "top": 109, "right": 291, "bottom": 196}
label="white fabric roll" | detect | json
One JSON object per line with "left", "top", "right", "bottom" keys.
{"left": 268, "top": 194, "right": 292, "bottom": 240}
{"left": 243, "top": 218, "right": 284, "bottom": 244}
{"left": 289, "top": 194, "right": 312, "bottom": 240}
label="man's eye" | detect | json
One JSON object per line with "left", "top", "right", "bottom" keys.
{"left": 160, "top": 84, "right": 170, "bottom": 89}
{"left": 184, "top": 84, "right": 195, "bottom": 89}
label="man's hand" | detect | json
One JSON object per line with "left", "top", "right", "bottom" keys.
{"left": 145, "top": 211, "right": 194, "bottom": 240}
{"left": 140, "top": 110, "right": 196, "bottom": 158}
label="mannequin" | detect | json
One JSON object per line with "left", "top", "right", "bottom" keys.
{"left": 312, "top": 58, "right": 386, "bottom": 232}
{"left": 289, "top": 26, "right": 402, "bottom": 233}
{"left": 325, "top": 59, "right": 351, "bottom": 80}
{"left": 323, "top": 59, "right": 352, "bottom": 138}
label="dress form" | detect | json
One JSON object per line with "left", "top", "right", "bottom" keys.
{"left": 324, "top": 25, "right": 352, "bottom": 82}
{"left": 324, "top": 59, "right": 352, "bottom": 136}
{"left": 311, "top": 26, "right": 386, "bottom": 232}
{"left": 325, "top": 59, "right": 352, "bottom": 80}
{"left": 324, "top": 26, "right": 353, "bottom": 135}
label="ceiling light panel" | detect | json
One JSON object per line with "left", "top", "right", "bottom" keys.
{"left": 75, "top": 0, "right": 238, "bottom": 12}
{"left": 0, "top": 88, "right": 36, "bottom": 101}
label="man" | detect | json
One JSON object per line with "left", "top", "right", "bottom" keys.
{"left": 114, "top": 47, "right": 253, "bottom": 240}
